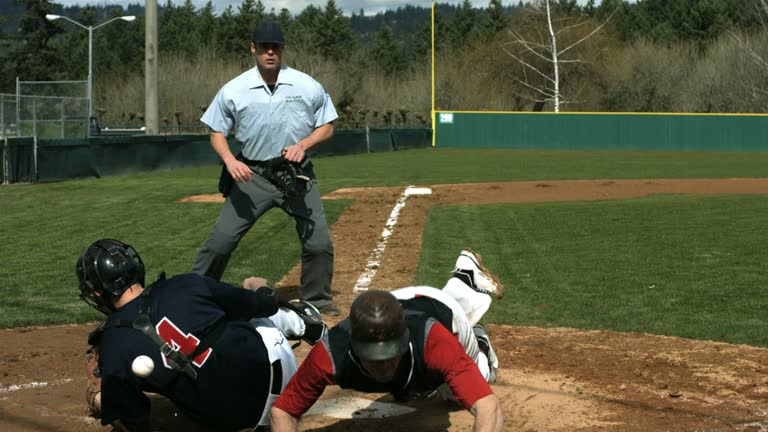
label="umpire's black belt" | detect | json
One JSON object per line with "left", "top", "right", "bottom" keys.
{"left": 238, "top": 154, "right": 268, "bottom": 168}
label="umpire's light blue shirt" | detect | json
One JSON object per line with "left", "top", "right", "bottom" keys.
{"left": 201, "top": 65, "right": 338, "bottom": 161}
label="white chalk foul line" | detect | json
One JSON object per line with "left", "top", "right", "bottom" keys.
{"left": 353, "top": 186, "right": 432, "bottom": 292}
{"left": 0, "top": 378, "right": 73, "bottom": 394}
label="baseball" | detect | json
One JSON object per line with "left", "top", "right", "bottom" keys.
{"left": 131, "top": 355, "right": 155, "bottom": 378}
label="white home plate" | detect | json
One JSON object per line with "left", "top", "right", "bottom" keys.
{"left": 404, "top": 187, "right": 432, "bottom": 196}
{"left": 305, "top": 396, "right": 416, "bottom": 419}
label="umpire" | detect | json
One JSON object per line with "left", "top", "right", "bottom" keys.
{"left": 194, "top": 21, "right": 340, "bottom": 315}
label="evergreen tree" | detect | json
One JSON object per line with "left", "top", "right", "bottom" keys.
{"left": 216, "top": 5, "right": 244, "bottom": 56}
{"left": 372, "top": 24, "right": 399, "bottom": 75}
{"left": 316, "top": 0, "right": 356, "bottom": 61}
{"left": 553, "top": 0, "right": 580, "bottom": 15}
{"left": 235, "top": 0, "right": 265, "bottom": 42}
{"left": 584, "top": 0, "right": 596, "bottom": 17}
{"left": 57, "top": 6, "right": 91, "bottom": 81}
{"left": 412, "top": 20, "right": 431, "bottom": 61}
{"left": 596, "top": 0, "right": 629, "bottom": 39}
{"left": 483, "top": 0, "right": 507, "bottom": 37}
{"left": 92, "top": 7, "right": 142, "bottom": 77}
{"left": 158, "top": 0, "right": 176, "bottom": 51}
{"left": 12, "top": 0, "right": 64, "bottom": 81}
{"left": 289, "top": 4, "right": 321, "bottom": 51}
{"left": 160, "top": 0, "right": 199, "bottom": 57}
{"left": 686, "top": 0, "right": 730, "bottom": 43}
{"left": 451, "top": 0, "right": 477, "bottom": 49}
{"left": 277, "top": 8, "right": 292, "bottom": 33}
{"left": 433, "top": 5, "right": 450, "bottom": 52}
{"left": 198, "top": 2, "right": 216, "bottom": 52}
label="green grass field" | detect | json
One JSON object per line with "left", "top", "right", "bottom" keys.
{"left": 1, "top": 148, "right": 767, "bottom": 346}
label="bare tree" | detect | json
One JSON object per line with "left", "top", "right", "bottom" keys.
{"left": 501, "top": 0, "right": 616, "bottom": 112}
{"left": 728, "top": 0, "right": 768, "bottom": 77}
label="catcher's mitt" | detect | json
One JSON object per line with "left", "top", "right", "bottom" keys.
{"left": 85, "top": 321, "right": 105, "bottom": 417}
{"left": 279, "top": 298, "right": 327, "bottom": 346}
{"left": 85, "top": 345, "right": 102, "bottom": 417}
{"left": 262, "top": 156, "right": 313, "bottom": 199}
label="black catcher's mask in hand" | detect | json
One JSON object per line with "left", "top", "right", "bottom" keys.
{"left": 263, "top": 156, "right": 313, "bottom": 199}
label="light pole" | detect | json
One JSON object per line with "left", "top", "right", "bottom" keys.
{"left": 45, "top": 14, "right": 135, "bottom": 135}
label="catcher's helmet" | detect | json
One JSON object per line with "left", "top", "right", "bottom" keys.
{"left": 76, "top": 239, "right": 145, "bottom": 315}
{"left": 350, "top": 291, "right": 410, "bottom": 361}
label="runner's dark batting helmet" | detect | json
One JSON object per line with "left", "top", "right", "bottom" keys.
{"left": 76, "top": 239, "right": 145, "bottom": 315}
{"left": 350, "top": 290, "right": 410, "bottom": 361}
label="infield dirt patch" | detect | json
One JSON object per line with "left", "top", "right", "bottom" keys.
{"left": 3, "top": 178, "right": 768, "bottom": 431}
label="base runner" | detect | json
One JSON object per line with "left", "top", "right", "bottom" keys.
{"left": 271, "top": 248, "right": 506, "bottom": 432}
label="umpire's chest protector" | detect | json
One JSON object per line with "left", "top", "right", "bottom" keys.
{"left": 327, "top": 313, "right": 445, "bottom": 395}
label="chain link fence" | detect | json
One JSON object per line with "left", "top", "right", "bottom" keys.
{"left": 2, "top": 80, "right": 89, "bottom": 184}
{"left": 0, "top": 93, "right": 19, "bottom": 139}
{"left": 10, "top": 79, "right": 89, "bottom": 139}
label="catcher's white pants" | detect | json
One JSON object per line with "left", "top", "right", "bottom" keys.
{"left": 250, "top": 317, "right": 299, "bottom": 426}
{"left": 392, "top": 284, "right": 493, "bottom": 381}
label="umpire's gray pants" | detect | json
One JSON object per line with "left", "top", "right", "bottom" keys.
{"left": 192, "top": 169, "right": 334, "bottom": 307}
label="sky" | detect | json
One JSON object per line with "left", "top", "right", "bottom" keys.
{"left": 52, "top": 0, "right": 593, "bottom": 16}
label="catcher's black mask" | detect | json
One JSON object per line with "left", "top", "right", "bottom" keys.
{"left": 76, "top": 239, "right": 145, "bottom": 315}
{"left": 264, "top": 156, "right": 313, "bottom": 199}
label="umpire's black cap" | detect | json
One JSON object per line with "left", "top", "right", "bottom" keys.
{"left": 350, "top": 291, "right": 410, "bottom": 361}
{"left": 252, "top": 21, "right": 285, "bottom": 45}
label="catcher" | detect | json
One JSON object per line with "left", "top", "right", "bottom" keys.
{"left": 271, "top": 249, "right": 506, "bottom": 432}
{"left": 79, "top": 239, "right": 326, "bottom": 432}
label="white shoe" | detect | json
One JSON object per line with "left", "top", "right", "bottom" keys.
{"left": 453, "top": 248, "right": 504, "bottom": 299}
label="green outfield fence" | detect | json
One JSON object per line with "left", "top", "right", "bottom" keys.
{"left": 1, "top": 127, "right": 431, "bottom": 184}
{"left": 434, "top": 111, "right": 768, "bottom": 151}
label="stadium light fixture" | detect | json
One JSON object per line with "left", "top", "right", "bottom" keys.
{"left": 46, "top": 14, "right": 136, "bottom": 135}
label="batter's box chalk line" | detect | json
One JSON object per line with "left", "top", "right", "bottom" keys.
{"left": 352, "top": 186, "right": 432, "bottom": 293}
{"left": 0, "top": 378, "right": 73, "bottom": 394}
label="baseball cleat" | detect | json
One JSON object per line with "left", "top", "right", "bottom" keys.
{"left": 453, "top": 248, "right": 504, "bottom": 299}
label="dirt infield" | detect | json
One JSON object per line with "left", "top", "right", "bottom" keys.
{"left": 4, "top": 178, "right": 768, "bottom": 432}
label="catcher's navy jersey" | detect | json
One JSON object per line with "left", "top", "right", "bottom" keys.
{"left": 98, "top": 273, "right": 279, "bottom": 431}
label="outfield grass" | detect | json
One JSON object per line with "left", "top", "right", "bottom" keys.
{"left": 313, "top": 148, "right": 768, "bottom": 190}
{"left": 2, "top": 148, "right": 768, "bottom": 340}
{"left": 417, "top": 193, "right": 768, "bottom": 346}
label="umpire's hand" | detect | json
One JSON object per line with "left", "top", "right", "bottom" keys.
{"left": 226, "top": 158, "right": 253, "bottom": 184}
{"left": 282, "top": 144, "right": 305, "bottom": 163}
